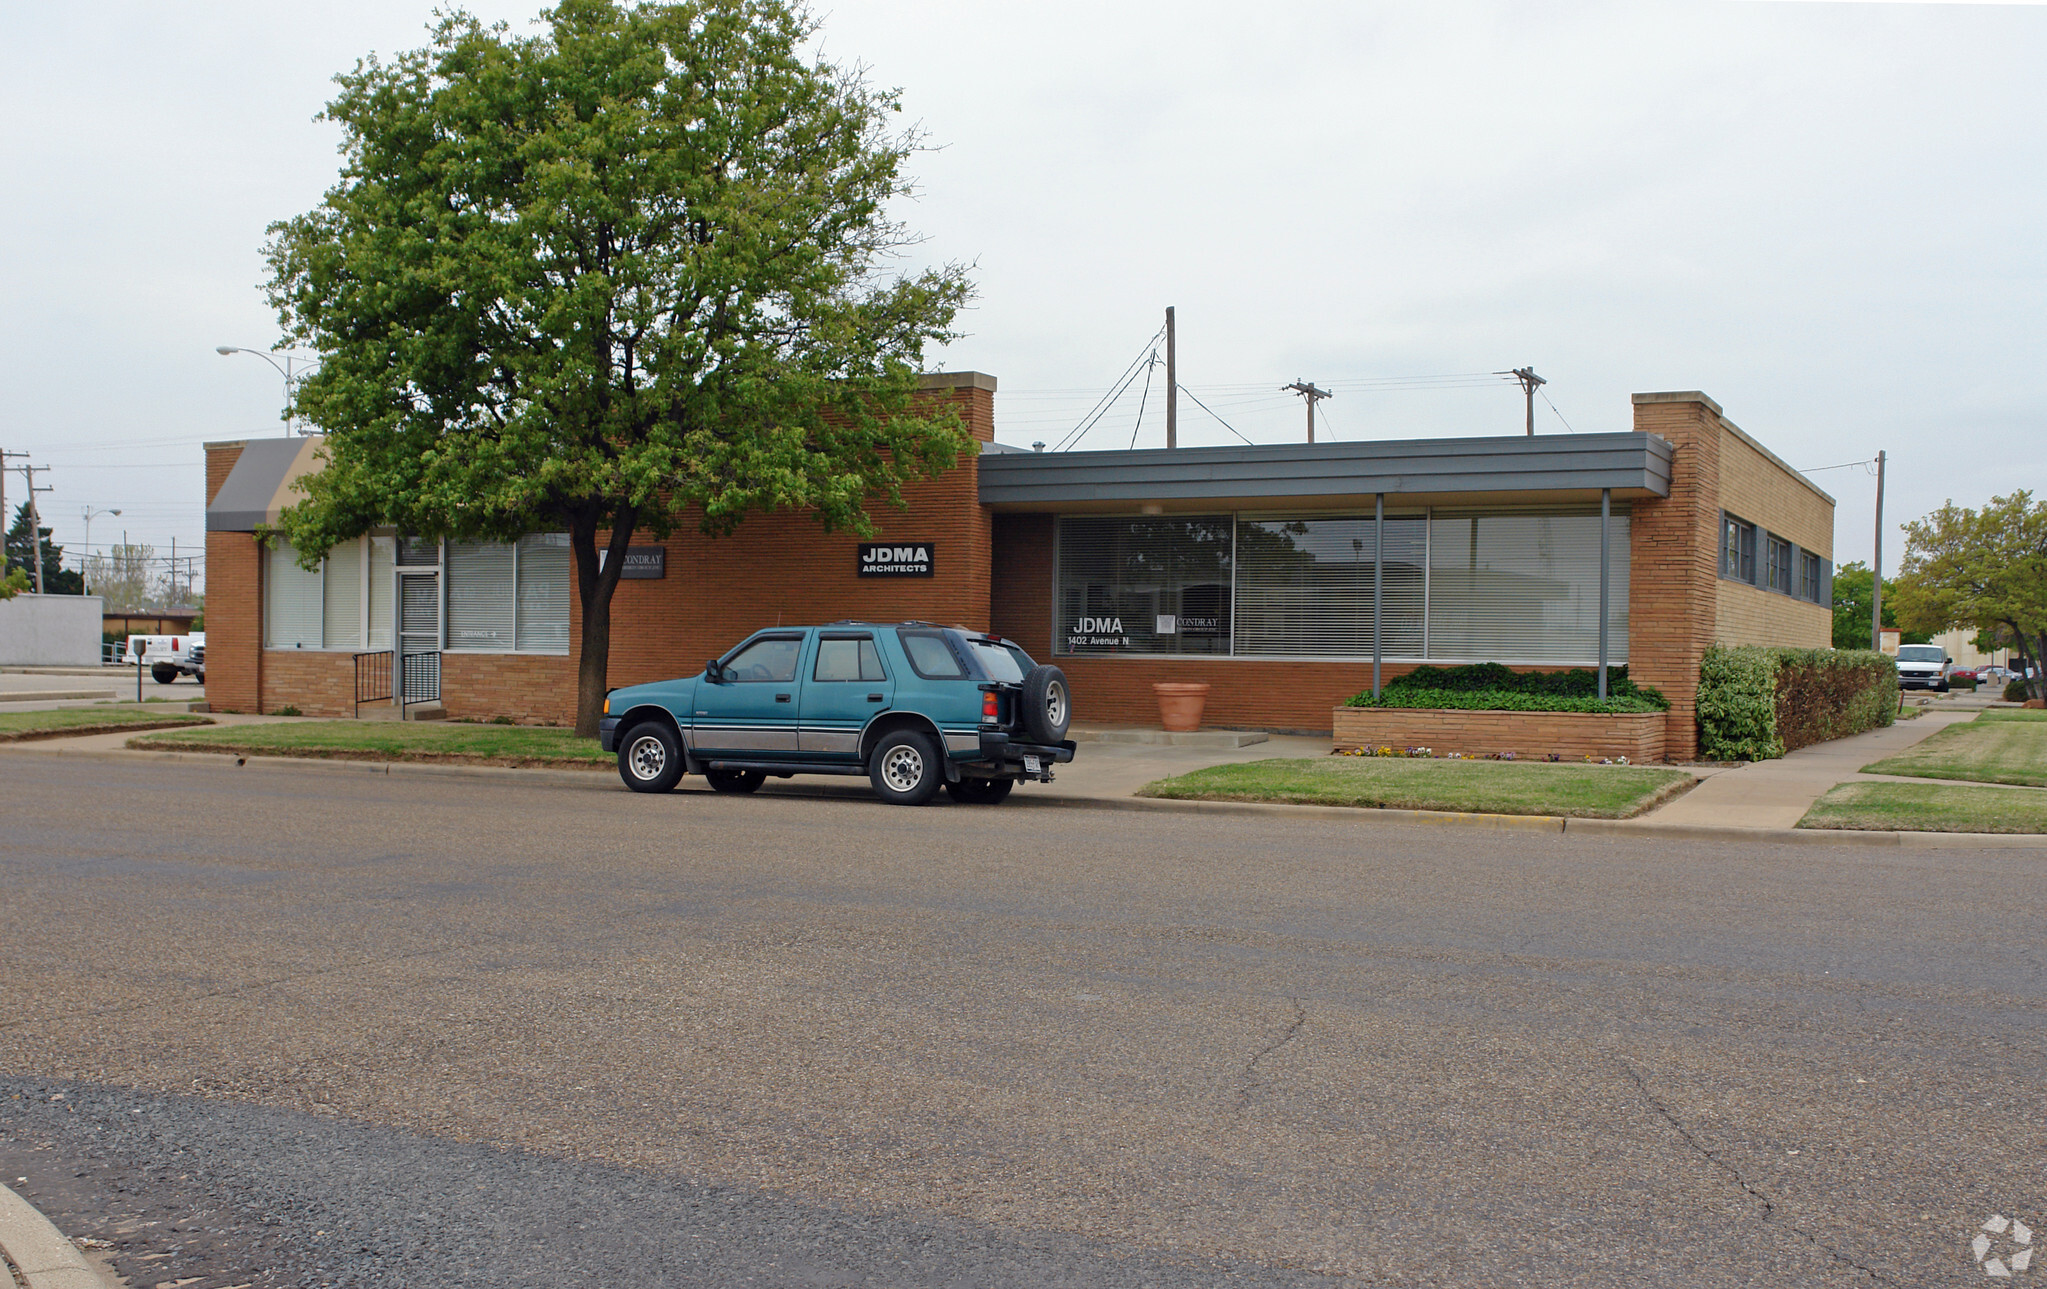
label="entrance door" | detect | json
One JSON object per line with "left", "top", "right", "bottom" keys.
{"left": 692, "top": 631, "right": 807, "bottom": 756}
{"left": 397, "top": 572, "right": 440, "bottom": 704}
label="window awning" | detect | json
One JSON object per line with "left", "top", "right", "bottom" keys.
{"left": 205, "top": 437, "right": 325, "bottom": 532}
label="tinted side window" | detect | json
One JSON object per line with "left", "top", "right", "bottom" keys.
{"left": 898, "top": 630, "right": 966, "bottom": 679}
{"left": 814, "top": 637, "right": 886, "bottom": 682}
{"left": 723, "top": 636, "right": 803, "bottom": 683}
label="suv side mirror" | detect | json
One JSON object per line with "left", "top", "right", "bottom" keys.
{"left": 705, "top": 659, "right": 723, "bottom": 681}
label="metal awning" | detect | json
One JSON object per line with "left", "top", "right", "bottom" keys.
{"left": 205, "top": 437, "right": 325, "bottom": 532}
{"left": 977, "top": 432, "right": 1674, "bottom": 509}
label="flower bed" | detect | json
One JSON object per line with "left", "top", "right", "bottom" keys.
{"left": 1332, "top": 706, "right": 1668, "bottom": 765}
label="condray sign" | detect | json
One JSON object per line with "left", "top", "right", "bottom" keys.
{"left": 857, "top": 542, "right": 935, "bottom": 577}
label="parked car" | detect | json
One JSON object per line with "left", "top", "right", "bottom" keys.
{"left": 600, "top": 622, "right": 1076, "bottom": 805}
{"left": 1892, "top": 644, "right": 1952, "bottom": 692}
{"left": 122, "top": 633, "right": 206, "bottom": 684}
{"left": 1950, "top": 667, "right": 1978, "bottom": 683}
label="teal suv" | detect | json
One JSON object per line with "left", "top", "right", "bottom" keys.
{"left": 600, "top": 623, "right": 1075, "bottom": 805}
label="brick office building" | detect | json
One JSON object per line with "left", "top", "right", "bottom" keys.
{"left": 204, "top": 378, "right": 1831, "bottom": 760}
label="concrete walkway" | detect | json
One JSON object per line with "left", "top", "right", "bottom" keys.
{"left": 1651, "top": 709, "right": 1978, "bottom": 830}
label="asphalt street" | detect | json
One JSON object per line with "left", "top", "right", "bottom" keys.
{"left": 1, "top": 755, "right": 2043, "bottom": 1287}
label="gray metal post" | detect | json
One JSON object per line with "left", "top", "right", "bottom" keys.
{"left": 1373, "top": 492, "right": 1384, "bottom": 700}
{"left": 1598, "top": 488, "right": 1610, "bottom": 701}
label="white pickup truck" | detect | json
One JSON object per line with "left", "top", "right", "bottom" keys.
{"left": 123, "top": 633, "right": 205, "bottom": 685}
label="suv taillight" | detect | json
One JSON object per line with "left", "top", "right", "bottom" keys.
{"left": 982, "top": 690, "right": 999, "bottom": 722}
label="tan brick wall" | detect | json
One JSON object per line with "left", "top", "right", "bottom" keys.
{"left": 1712, "top": 421, "right": 1833, "bottom": 649}
{"left": 1332, "top": 707, "right": 1668, "bottom": 764}
{"left": 1624, "top": 397, "right": 1722, "bottom": 761}
{"left": 259, "top": 648, "right": 355, "bottom": 717}
{"left": 204, "top": 528, "right": 262, "bottom": 715}
{"left": 440, "top": 652, "right": 576, "bottom": 724}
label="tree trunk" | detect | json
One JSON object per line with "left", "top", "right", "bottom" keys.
{"left": 2032, "top": 629, "right": 2047, "bottom": 703}
{"left": 571, "top": 507, "right": 637, "bottom": 738}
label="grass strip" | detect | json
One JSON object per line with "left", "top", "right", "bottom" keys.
{"left": 0, "top": 708, "right": 210, "bottom": 743}
{"left": 1136, "top": 757, "right": 1694, "bottom": 819}
{"left": 1799, "top": 781, "right": 2047, "bottom": 834}
{"left": 1860, "top": 715, "right": 2047, "bottom": 787}
{"left": 129, "top": 720, "right": 611, "bottom": 769}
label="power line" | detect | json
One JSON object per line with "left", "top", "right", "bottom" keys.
{"left": 1174, "top": 385, "right": 1256, "bottom": 445}
{"left": 1128, "top": 350, "right": 1161, "bottom": 450}
{"left": 1052, "top": 325, "right": 1168, "bottom": 452}
{"left": 1539, "top": 390, "right": 1578, "bottom": 435}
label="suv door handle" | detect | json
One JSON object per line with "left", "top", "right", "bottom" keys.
{"left": 775, "top": 693, "right": 791, "bottom": 703}
{"left": 867, "top": 693, "right": 885, "bottom": 702}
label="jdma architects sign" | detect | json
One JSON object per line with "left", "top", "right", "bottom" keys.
{"left": 858, "top": 543, "right": 935, "bottom": 577}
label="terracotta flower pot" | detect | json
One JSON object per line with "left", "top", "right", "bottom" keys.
{"left": 1153, "top": 682, "right": 1211, "bottom": 732}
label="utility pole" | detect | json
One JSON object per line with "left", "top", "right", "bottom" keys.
{"left": 1870, "top": 449, "right": 1887, "bottom": 652}
{"left": 1282, "top": 380, "right": 1332, "bottom": 444}
{"left": 1164, "top": 306, "right": 1177, "bottom": 450}
{"left": 0, "top": 448, "right": 19, "bottom": 575}
{"left": 17, "top": 463, "right": 52, "bottom": 594}
{"left": 1497, "top": 367, "right": 1546, "bottom": 436}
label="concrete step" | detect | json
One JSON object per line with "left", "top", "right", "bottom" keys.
{"left": 1071, "top": 727, "right": 1269, "bottom": 748}
{"left": 355, "top": 704, "right": 404, "bottom": 722}
{"left": 404, "top": 702, "right": 448, "bottom": 722}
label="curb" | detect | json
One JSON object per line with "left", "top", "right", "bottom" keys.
{"left": 8, "top": 741, "right": 2047, "bottom": 849}
{"left": 0, "top": 1181, "right": 112, "bottom": 1289}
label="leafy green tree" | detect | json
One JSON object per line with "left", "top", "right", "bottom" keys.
{"left": 266, "top": 0, "right": 973, "bottom": 735}
{"left": 0, "top": 567, "right": 29, "bottom": 601}
{"left": 4, "top": 503, "right": 85, "bottom": 596}
{"left": 1892, "top": 492, "right": 2047, "bottom": 699}
{"left": 1828, "top": 560, "right": 1928, "bottom": 650}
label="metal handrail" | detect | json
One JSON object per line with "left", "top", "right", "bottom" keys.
{"left": 353, "top": 650, "right": 393, "bottom": 715}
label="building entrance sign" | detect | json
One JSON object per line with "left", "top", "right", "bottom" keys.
{"left": 858, "top": 543, "right": 935, "bottom": 577}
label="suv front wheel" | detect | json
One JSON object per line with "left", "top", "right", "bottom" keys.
{"left": 618, "top": 722, "right": 684, "bottom": 794}
{"left": 869, "top": 729, "right": 942, "bottom": 806}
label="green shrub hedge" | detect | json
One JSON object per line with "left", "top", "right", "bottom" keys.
{"left": 1697, "top": 646, "right": 1896, "bottom": 761}
{"left": 1344, "top": 663, "right": 1669, "bottom": 715}
{"left": 2007, "top": 679, "right": 2033, "bottom": 704}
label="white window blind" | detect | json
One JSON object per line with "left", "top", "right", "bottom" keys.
{"left": 1234, "top": 515, "right": 1426, "bottom": 657}
{"left": 264, "top": 540, "right": 323, "bottom": 649}
{"left": 323, "top": 537, "right": 363, "bottom": 649}
{"left": 367, "top": 536, "right": 395, "bottom": 648}
{"left": 446, "top": 541, "right": 515, "bottom": 651}
{"left": 515, "top": 534, "right": 571, "bottom": 654}
{"left": 1053, "top": 516, "right": 1232, "bottom": 655}
{"left": 1426, "top": 511, "right": 1628, "bottom": 663}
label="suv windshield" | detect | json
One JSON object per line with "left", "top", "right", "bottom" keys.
{"left": 966, "top": 639, "right": 1028, "bottom": 682}
{"left": 1896, "top": 646, "right": 1944, "bottom": 663}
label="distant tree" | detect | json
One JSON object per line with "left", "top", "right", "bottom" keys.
{"left": 4, "top": 502, "right": 85, "bottom": 595}
{"left": 264, "top": 0, "right": 974, "bottom": 736}
{"left": 1891, "top": 492, "right": 2047, "bottom": 699}
{"left": 1829, "top": 561, "right": 1928, "bottom": 650}
{"left": 0, "top": 568, "right": 29, "bottom": 600}
{"left": 83, "top": 542, "right": 160, "bottom": 613}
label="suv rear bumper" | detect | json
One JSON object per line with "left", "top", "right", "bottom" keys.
{"left": 975, "top": 730, "right": 1076, "bottom": 771}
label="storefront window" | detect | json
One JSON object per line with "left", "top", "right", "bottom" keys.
{"left": 1235, "top": 515, "right": 1425, "bottom": 657}
{"left": 1055, "top": 516, "right": 1232, "bottom": 655}
{"left": 1426, "top": 510, "right": 1628, "bottom": 663}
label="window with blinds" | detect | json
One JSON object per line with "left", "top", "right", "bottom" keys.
{"left": 1054, "top": 516, "right": 1232, "bottom": 655}
{"left": 447, "top": 541, "right": 516, "bottom": 651}
{"left": 367, "top": 536, "right": 395, "bottom": 648}
{"left": 264, "top": 540, "right": 323, "bottom": 649}
{"left": 322, "top": 537, "right": 363, "bottom": 649}
{"left": 1426, "top": 510, "right": 1628, "bottom": 663}
{"left": 515, "top": 533, "right": 571, "bottom": 653}
{"left": 1234, "top": 514, "right": 1426, "bottom": 657}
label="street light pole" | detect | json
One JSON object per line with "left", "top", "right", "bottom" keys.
{"left": 81, "top": 506, "right": 120, "bottom": 595}
{"left": 216, "top": 346, "right": 318, "bottom": 435}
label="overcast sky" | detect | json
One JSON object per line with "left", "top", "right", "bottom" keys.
{"left": 2, "top": 0, "right": 2041, "bottom": 592}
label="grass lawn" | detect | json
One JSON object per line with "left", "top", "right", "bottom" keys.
{"left": 130, "top": 720, "right": 612, "bottom": 769}
{"left": 0, "top": 708, "right": 210, "bottom": 742}
{"left": 1861, "top": 712, "right": 2047, "bottom": 787}
{"left": 1136, "top": 757, "right": 1695, "bottom": 819}
{"left": 1799, "top": 781, "right": 2047, "bottom": 833}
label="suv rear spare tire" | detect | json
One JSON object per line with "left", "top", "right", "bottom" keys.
{"left": 869, "top": 729, "right": 942, "bottom": 806}
{"left": 1020, "top": 664, "right": 1071, "bottom": 744}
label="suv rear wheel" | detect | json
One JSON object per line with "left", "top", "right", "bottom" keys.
{"left": 869, "top": 729, "right": 942, "bottom": 806}
{"left": 152, "top": 663, "right": 179, "bottom": 684}
{"left": 706, "top": 768, "right": 766, "bottom": 794}
{"left": 618, "top": 722, "right": 684, "bottom": 794}
{"left": 944, "top": 777, "right": 1014, "bottom": 805}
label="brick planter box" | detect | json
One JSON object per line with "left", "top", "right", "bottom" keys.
{"left": 1332, "top": 707, "right": 1669, "bottom": 764}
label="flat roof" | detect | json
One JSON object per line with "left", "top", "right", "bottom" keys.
{"left": 977, "top": 432, "right": 1674, "bottom": 510}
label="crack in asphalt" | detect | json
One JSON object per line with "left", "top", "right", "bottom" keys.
{"left": 1618, "top": 1060, "right": 1894, "bottom": 1285}
{"left": 1236, "top": 997, "right": 1307, "bottom": 1112}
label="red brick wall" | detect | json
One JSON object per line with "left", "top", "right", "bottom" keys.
{"left": 440, "top": 653, "right": 576, "bottom": 724}
{"left": 1626, "top": 396, "right": 1722, "bottom": 761}
{"left": 259, "top": 648, "right": 355, "bottom": 717}
{"left": 1332, "top": 707, "right": 1668, "bottom": 764}
{"left": 989, "top": 513, "right": 1053, "bottom": 654}
{"left": 204, "top": 534, "right": 263, "bottom": 715}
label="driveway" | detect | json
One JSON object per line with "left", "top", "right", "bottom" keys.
{"left": 1, "top": 756, "right": 2042, "bottom": 1286}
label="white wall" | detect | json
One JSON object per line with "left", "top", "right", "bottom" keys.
{"left": 0, "top": 594, "right": 106, "bottom": 666}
